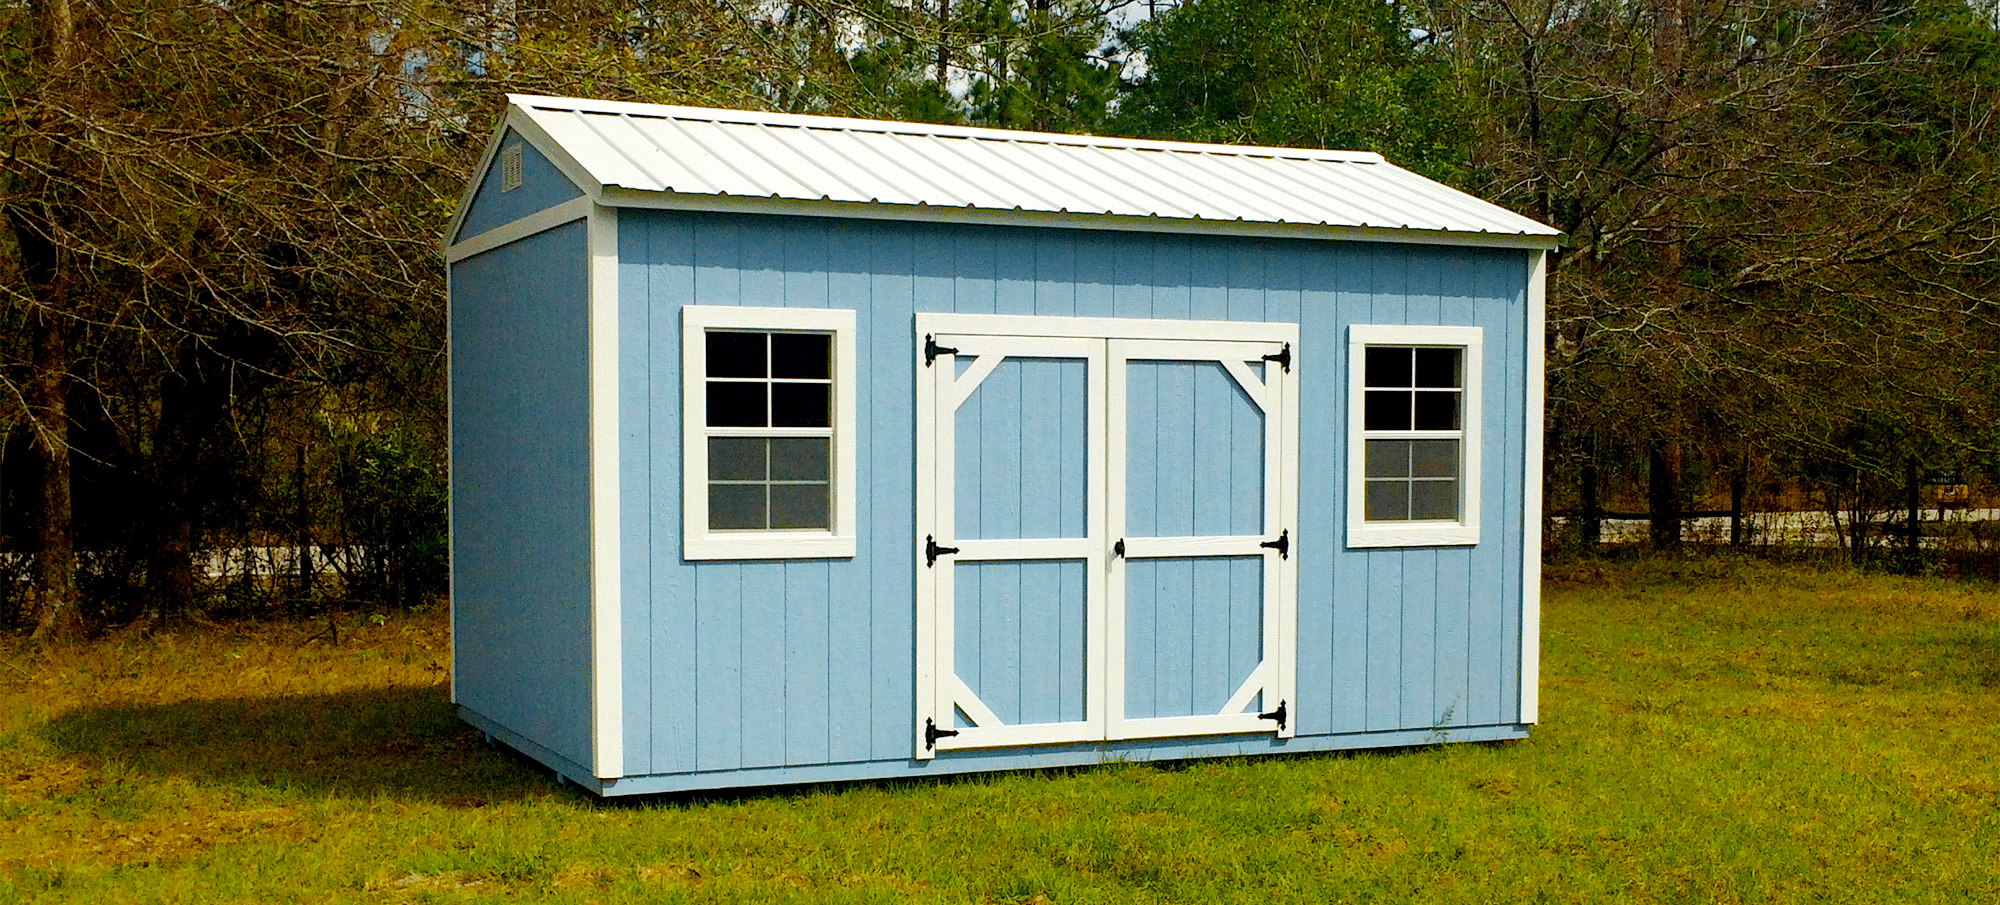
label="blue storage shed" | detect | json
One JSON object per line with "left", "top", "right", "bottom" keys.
{"left": 445, "top": 94, "right": 1561, "bottom": 796}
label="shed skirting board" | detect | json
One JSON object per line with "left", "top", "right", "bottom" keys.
{"left": 564, "top": 725, "right": 1531, "bottom": 797}
{"left": 460, "top": 706, "right": 600, "bottom": 792}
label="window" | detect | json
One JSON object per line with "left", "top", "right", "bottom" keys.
{"left": 683, "top": 306, "right": 856, "bottom": 559}
{"left": 1347, "top": 324, "right": 1481, "bottom": 547}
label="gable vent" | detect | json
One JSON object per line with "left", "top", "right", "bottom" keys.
{"left": 500, "top": 144, "right": 523, "bottom": 192}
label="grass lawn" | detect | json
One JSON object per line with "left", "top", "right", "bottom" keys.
{"left": 2, "top": 559, "right": 1996, "bottom": 903}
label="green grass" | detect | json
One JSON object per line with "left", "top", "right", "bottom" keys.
{"left": 3, "top": 559, "right": 1996, "bottom": 903}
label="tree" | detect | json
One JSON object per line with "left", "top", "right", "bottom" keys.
{"left": 1428, "top": 0, "right": 2000, "bottom": 552}
{"left": 0, "top": 0, "right": 820, "bottom": 629}
{"left": 1116, "top": 0, "right": 1472, "bottom": 180}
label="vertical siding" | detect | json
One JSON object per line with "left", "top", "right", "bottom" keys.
{"left": 618, "top": 215, "right": 653, "bottom": 775}
{"left": 825, "top": 220, "right": 878, "bottom": 764}
{"left": 611, "top": 209, "right": 1531, "bottom": 783}
{"left": 455, "top": 130, "right": 583, "bottom": 242}
{"left": 865, "top": 224, "right": 919, "bottom": 762}
{"left": 957, "top": 358, "right": 1088, "bottom": 540}
{"left": 1125, "top": 360, "right": 1265, "bottom": 539}
{"left": 1124, "top": 557, "right": 1263, "bottom": 719}
{"left": 1399, "top": 249, "right": 1442, "bottom": 729}
{"left": 450, "top": 221, "right": 594, "bottom": 770}
{"left": 955, "top": 561, "right": 1088, "bottom": 724}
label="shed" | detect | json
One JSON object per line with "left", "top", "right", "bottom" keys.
{"left": 445, "top": 94, "right": 1560, "bottom": 796}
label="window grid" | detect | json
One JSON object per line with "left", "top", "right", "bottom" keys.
{"left": 1362, "top": 345, "right": 1463, "bottom": 523}
{"left": 703, "top": 330, "right": 835, "bottom": 532}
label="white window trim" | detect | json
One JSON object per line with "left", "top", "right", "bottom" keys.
{"left": 682, "top": 305, "right": 857, "bottom": 560}
{"left": 1346, "top": 323, "right": 1483, "bottom": 548}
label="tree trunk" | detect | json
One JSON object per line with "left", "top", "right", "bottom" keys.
{"left": 1729, "top": 458, "right": 1746, "bottom": 546}
{"left": 1904, "top": 456, "right": 1921, "bottom": 574}
{"left": 142, "top": 361, "right": 219, "bottom": 622}
{"left": 936, "top": 0, "right": 950, "bottom": 85}
{"left": 9, "top": 203, "right": 81, "bottom": 639}
{"left": 29, "top": 308, "right": 81, "bottom": 640}
{"left": 1648, "top": 435, "right": 1682, "bottom": 550}
{"left": 18, "top": 0, "right": 83, "bottom": 643}
{"left": 1580, "top": 458, "right": 1602, "bottom": 547}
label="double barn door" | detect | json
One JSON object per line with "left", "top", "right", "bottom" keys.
{"left": 915, "top": 315, "right": 1299, "bottom": 757}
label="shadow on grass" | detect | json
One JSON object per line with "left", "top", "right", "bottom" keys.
{"left": 42, "top": 686, "right": 568, "bottom": 806}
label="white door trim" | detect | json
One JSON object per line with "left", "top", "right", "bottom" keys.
{"left": 915, "top": 314, "right": 1300, "bottom": 757}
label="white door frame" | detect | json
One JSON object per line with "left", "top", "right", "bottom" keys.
{"left": 916, "top": 314, "right": 1300, "bottom": 759}
{"left": 916, "top": 333, "right": 1108, "bottom": 756}
{"left": 1107, "top": 338, "right": 1298, "bottom": 741}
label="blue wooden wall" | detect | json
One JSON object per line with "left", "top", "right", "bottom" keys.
{"left": 450, "top": 221, "right": 596, "bottom": 772}
{"left": 612, "top": 209, "right": 1529, "bottom": 783}
{"left": 454, "top": 129, "right": 582, "bottom": 243}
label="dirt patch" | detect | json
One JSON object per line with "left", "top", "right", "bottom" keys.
{"left": 3, "top": 806, "right": 302, "bottom": 872}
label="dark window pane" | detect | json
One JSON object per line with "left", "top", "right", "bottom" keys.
{"left": 772, "top": 382, "right": 831, "bottom": 427}
{"left": 1366, "top": 440, "right": 1411, "bottom": 479}
{"left": 770, "top": 483, "right": 831, "bottom": 529}
{"left": 1364, "top": 390, "right": 1411, "bottom": 431}
{"left": 1364, "top": 346, "right": 1412, "bottom": 388}
{"left": 707, "top": 382, "right": 767, "bottom": 427}
{"left": 1414, "top": 348, "right": 1462, "bottom": 388}
{"left": 709, "top": 438, "right": 767, "bottom": 481}
{"left": 1410, "top": 480, "right": 1459, "bottom": 520}
{"left": 769, "top": 438, "right": 830, "bottom": 482}
{"left": 771, "top": 333, "right": 831, "bottom": 380}
{"left": 1411, "top": 440, "right": 1459, "bottom": 478}
{"left": 709, "top": 483, "right": 767, "bottom": 529}
{"left": 707, "top": 331, "right": 767, "bottom": 378}
{"left": 1413, "top": 391, "right": 1460, "bottom": 430}
{"left": 1365, "top": 481, "right": 1409, "bottom": 520}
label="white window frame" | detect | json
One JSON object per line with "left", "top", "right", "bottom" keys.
{"left": 1346, "top": 324, "right": 1482, "bottom": 548}
{"left": 682, "top": 305, "right": 857, "bottom": 560}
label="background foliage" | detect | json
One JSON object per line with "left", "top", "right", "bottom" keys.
{"left": 1, "top": 0, "right": 1997, "bottom": 633}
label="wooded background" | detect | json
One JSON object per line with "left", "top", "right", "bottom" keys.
{"left": 3, "top": 0, "right": 1997, "bottom": 638}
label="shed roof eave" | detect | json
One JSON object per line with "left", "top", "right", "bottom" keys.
{"left": 593, "top": 185, "right": 1564, "bottom": 250}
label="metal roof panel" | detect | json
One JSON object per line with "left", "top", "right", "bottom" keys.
{"left": 499, "top": 94, "right": 1560, "bottom": 245}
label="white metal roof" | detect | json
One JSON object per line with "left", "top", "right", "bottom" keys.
{"left": 477, "top": 93, "right": 1560, "bottom": 249}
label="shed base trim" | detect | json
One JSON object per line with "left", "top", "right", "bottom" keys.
{"left": 554, "top": 723, "right": 1531, "bottom": 798}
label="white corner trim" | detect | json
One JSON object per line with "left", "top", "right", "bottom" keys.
{"left": 1345, "top": 323, "right": 1485, "bottom": 549}
{"left": 587, "top": 203, "right": 624, "bottom": 779}
{"left": 446, "top": 266, "right": 458, "bottom": 706}
{"left": 1520, "top": 250, "right": 1548, "bottom": 724}
{"left": 445, "top": 195, "right": 594, "bottom": 263}
{"left": 681, "top": 305, "right": 859, "bottom": 561}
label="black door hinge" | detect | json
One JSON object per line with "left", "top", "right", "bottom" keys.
{"left": 924, "top": 334, "right": 959, "bottom": 366}
{"left": 925, "top": 534, "right": 960, "bottom": 568}
{"left": 925, "top": 717, "right": 959, "bottom": 750}
{"left": 1258, "top": 699, "right": 1288, "bottom": 730}
{"left": 1260, "top": 529, "right": 1290, "bottom": 560}
{"left": 1262, "top": 343, "right": 1292, "bottom": 373}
